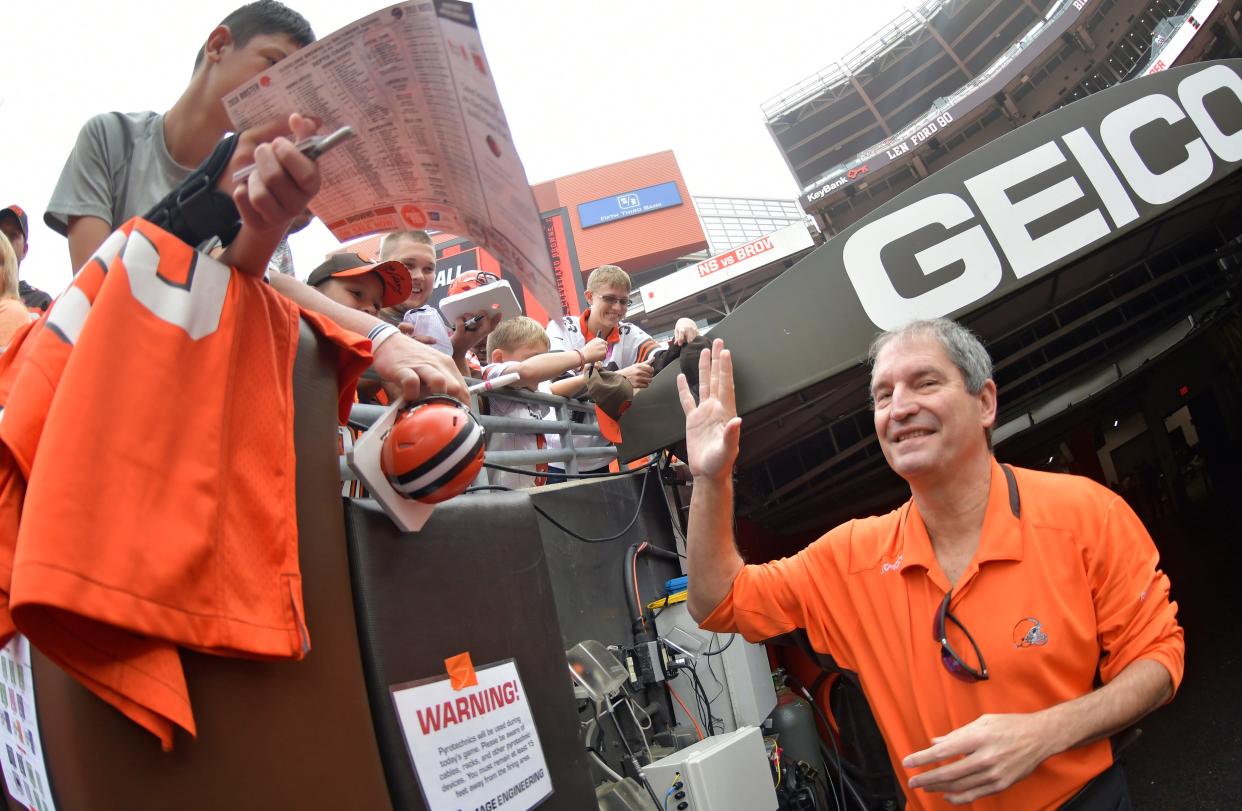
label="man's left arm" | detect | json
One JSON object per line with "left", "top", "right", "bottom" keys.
{"left": 904, "top": 491, "right": 1183, "bottom": 805}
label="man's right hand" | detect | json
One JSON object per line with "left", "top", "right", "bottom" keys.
{"left": 677, "top": 339, "right": 741, "bottom": 482}
{"left": 371, "top": 331, "right": 468, "bottom": 403}
{"left": 223, "top": 113, "right": 321, "bottom": 277}
{"left": 619, "top": 362, "right": 654, "bottom": 390}
{"left": 218, "top": 114, "right": 321, "bottom": 198}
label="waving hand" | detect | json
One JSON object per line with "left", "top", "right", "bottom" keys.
{"left": 677, "top": 339, "right": 742, "bottom": 482}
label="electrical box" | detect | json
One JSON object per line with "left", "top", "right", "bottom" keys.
{"left": 641, "top": 726, "right": 777, "bottom": 811}
{"left": 655, "top": 602, "right": 776, "bottom": 732}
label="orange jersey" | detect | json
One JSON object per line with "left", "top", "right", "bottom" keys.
{"left": 701, "top": 461, "right": 1183, "bottom": 811}
{"left": 0, "top": 218, "right": 370, "bottom": 750}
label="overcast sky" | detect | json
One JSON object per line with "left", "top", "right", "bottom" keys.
{"left": 2, "top": 0, "right": 910, "bottom": 294}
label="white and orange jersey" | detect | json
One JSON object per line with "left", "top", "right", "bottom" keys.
{"left": 543, "top": 309, "right": 663, "bottom": 468}
{"left": 0, "top": 218, "right": 370, "bottom": 750}
{"left": 545, "top": 309, "right": 665, "bottom": 369}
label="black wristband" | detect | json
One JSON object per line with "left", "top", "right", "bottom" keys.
{"left": 143, "top": 133, "right": 242, "bottom": 248}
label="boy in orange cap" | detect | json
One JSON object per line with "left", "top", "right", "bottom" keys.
{"left": 306, "top": 253, "right": 411, "bottom": 317}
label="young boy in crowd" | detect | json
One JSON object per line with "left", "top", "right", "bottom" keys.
{"left": 46, "top": 1, "right": 316, "bottom": 272}
{"left": 545, "top": 264, "right": 701, "bottom": 472}
{"left": 379, "top": 230, "right": 498, "bottom": 377}
{"left": 483, "top": 317, "right": 606, "bottom": 490}
{"left": 303, "top": 254, "right": 411, "bottom": 497}
{"left": 305, "top": 253, "right": 410, "bottom": 317}
{"left": 43, "top": 3, "right": 468, "bottom": 406}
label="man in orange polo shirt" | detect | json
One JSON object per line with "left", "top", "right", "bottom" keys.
{"left": 678, "top": 320, "right": 1182, "bottom": 810}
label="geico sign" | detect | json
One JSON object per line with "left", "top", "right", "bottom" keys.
{"left": 842, "top": 63, "right": 1242, "bottom": 330}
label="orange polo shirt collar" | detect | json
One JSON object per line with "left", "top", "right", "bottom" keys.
{"left": 899, "top": 460, "right": 1025, "bottom": 592}
{"left": 579, "top": 309, "right": 620, "bottom": 345}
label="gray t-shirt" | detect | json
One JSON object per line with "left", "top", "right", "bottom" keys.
{"left": 45, "top": 111, "right": 193, "bottom": 236}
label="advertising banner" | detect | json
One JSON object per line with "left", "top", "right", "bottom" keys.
{"left": 640, "top": 223, "right": 814, "bottom": 313}
{"left": 1145, "top": 0, "right": 1218, "bottom": 75}
{"left": 577, "top": 181, "right": 684, "bottom": 228}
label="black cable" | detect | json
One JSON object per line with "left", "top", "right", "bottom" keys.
{"left": 626, "top": 542, "right": 651, "bottom": 642}
{"left": 819, "top": 743, "right": 870, "bottom": 811}
{"left": 687, "top": 664, "right": 719, "bottom": 736}
{"left": 464, "top": 485, "right": 513, "bottom": 493}
{"left": 700, "top": 633, "right": 736, "bottom": 656}
{"left": 483, "top": 457, "right": 658, "bottom": 480}
{"left": 641, "top": 543, "right": 682, "bottom": 561}
{"left": 703, "top": 636, "right": 727, "bottom": 709}
{"left": 786, "top": 674, "right": 857, "bottom": 811}
{"left": 682, "top": 670, "right": 711, "bottom": 738}
{"left": 530, "top": 467, "right": 653, "bottom": 543}
{"left": 606, "top": 708, "right": 663, "bottom": 809}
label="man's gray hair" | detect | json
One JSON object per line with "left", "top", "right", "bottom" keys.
{"left": 867, "top": 318, "right": 993, "bottom": 394}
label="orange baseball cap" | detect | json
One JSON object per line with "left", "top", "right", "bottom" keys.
{"left": 307, "top": 253, "right": 411, "bottom": 307}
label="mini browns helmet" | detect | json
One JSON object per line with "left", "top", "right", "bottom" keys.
{"left": 447, "top": 270, "right": 500, "bottom": 296}
{"left": 380, "top": 396, "right": 485, "bottom": 503}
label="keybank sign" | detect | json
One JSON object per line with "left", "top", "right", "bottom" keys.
{"left": 837, "top": 61, "right": 1242, "bottom": 330}
{"left": 577, "top": 181, "right": 683, "bottom": 228}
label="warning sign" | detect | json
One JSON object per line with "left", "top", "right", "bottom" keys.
{"left": 392, "top": 658, "right": 552, "bottom": 810}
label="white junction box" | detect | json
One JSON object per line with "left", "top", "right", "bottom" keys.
{"left": 641, "top": 726, "right": 777, "bottom": 811}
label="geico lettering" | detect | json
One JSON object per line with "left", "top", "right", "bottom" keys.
{"left": 843, "top": 194, "right": 1001, "bottom": 331}
{"left": 1061, "top": 127, "right": 1140, "bottom": 229}
{"left": 1177, "top": 64, "right": 1242, "bottom": 162}
{"left": 1099, "top": 93, "right": 1212, "bottom": 205}
{"left": 963, "top": 140, "right": 1109, "bottom": 279}
{"left": 842, "top": 64, "right": 1242, "bottom": 330}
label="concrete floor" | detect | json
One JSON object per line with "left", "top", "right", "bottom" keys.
{"left": 1122, "top": 479, "right": 1242, "bottom": 809}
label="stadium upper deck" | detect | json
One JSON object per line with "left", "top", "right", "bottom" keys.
{"left": 768, "top": 0, "right": 1242, "bottom": 235}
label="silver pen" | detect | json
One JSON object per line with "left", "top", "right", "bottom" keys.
{"left": 231, "top": 125, "right": 356, "bottom": 183}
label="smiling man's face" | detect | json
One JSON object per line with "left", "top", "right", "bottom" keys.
{"left": 870, "top": 333, "right": 995, "bottom": 484}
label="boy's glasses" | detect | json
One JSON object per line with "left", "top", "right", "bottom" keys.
{"left": 596, "top": 294, "right": 630, "bottom": 309}
{"left": 934, "top": 589, "right": 988, "bottom": 682}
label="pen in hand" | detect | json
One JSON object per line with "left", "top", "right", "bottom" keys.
{"left": 231, "top": 125, "right": 356, "bottom": 183}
